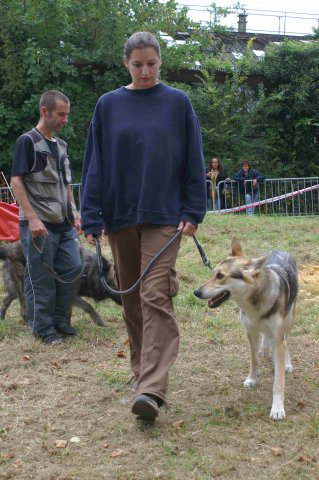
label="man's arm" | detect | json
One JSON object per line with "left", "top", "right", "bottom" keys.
{"left": 10, "top": 175, "right": 48, "bottom": 238}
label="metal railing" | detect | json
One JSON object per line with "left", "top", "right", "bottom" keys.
{"left": 207, "top": 177, "right": 319, "bottom": 215}
{"left": 2, "top": 178, "right": 319, "bottom": 216}
{"left": 0, "top": 184, "right": 83, "bottom": 209}
{"left": 0, "top": 187, "right": 15, "bottom": 204}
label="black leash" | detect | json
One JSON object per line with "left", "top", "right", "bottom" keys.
{"left": 95, "top": 230, "right": 212, "bottom": 296}
{"left": 192, "top": 235, "right": 213, "bottom": 271}
{"left": 31, "top": 235, "right": 84, "bottom": 284}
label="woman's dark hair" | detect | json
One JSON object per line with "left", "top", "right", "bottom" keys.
{"left": 124, "top": 32, "right": 161, "bottom": 61}
{"left": 209, "top": 157, "right": 224, "bottom": 172}
{"left": 39, "top": 90, "right": 69, "bottom": 113}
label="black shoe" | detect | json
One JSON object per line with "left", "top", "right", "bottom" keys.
{"left": 55, "top": 324, "right": 77, "bottom": 336}
{"left": 42, "top": 333, "right": 64, "bottom": 345}
{"left": 132, "top": 394, "right": 159, "bottom": 421}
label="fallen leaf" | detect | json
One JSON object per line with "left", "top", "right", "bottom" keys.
{"left": 12, "top": 460, "right": 24, "bottom": 470}
{"left": 124, "top": 338, "right": 130, "bottom": 346}
{"left": 172, "top": 420, "right": 184, "bottom": 428}
{"left": 69, "top": 436, "right": 80, "bottom": 443}
{"left": 22, "top": 355, "right": 31, "bottom": 361}
{"left": 0, "top": 453, "right": 14, "bottom": 460}
{"left": 110, "top": 449, "right": 126, "bottom": 458}
{"left": 298, "top": 455, "right": 311, "bottom": 462}
{"left": 103, "top": 442, "right": 109, "bottom": 449}
{"left": 271, "top": 447, "right": 283, "bottom": 456}
{"left": 297, "top": 400, "right": 306, "bottom": 409}
{"left": 55, "top": 439, "right": 68, "bottom": 448}
{"left": 50, "top": 361, "right": 62, "bottom": 369}
{"left": 18, "top": 379, "right": 30, "bottom": 386}
{"left": 115, "top": 351, "right": 126, "bottom": 358}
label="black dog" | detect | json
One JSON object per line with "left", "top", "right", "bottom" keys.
{"left": 0, "top": 240, "right": 122, "bottom": 326}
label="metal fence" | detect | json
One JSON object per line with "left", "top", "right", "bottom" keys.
{"left": 2, "top": 178, "right": 319, "bottom": 216}
{"left": 206, "top": 177, "right": 319, "bottom": 216}
{"left": 0, "top": 186, "right": 15, "bottom": 204}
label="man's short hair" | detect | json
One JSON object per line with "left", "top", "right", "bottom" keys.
{"left": 39, "top": 90, "right": 69, "bottom": 113}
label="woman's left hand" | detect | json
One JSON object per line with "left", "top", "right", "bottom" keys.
{"left": 177, "top": 221, "right": 197, "bottom": 237}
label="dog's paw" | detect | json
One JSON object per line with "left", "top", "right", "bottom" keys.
{"left": 269, "top": 408, "right": 285, "bottom": 420}
{"left": 270, "top": 395, "right": 285, "bottom": 420}
{"left": 243, "top": 377, "right": 257, "bottom": 388}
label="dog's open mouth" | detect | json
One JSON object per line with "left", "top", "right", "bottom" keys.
{"left": 208, "top": 291, "right": 230, "bottom": 308}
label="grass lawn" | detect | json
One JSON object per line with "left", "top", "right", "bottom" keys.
{"left": 0, "top": 214, "right": 318, "bottom": 479}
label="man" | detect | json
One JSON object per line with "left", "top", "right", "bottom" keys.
{"left": 10, "top": 90, "right": 82, "bottom": 344}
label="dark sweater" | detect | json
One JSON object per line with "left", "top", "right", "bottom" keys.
{"left": 81, "top": 83, "right": 206, "bottom": 234}
{"left": 233, "top": 168, "right": 265, "bottom": 194}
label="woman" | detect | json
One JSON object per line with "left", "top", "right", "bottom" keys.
{"left": 206, "top": 157, "right": 229, "bottom": 211}
{"left": 81, "top": 32, "right": 206, "bottom": 421}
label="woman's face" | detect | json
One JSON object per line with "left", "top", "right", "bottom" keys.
{"left": 211, "top": 159, "right": 219, "bottom": 170}
{"left": 125, "top": 47, "right": 161, "bottom": 89}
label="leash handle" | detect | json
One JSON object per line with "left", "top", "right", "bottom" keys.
{"left": 193, "top": 235, "right": 213, "bottom": 271}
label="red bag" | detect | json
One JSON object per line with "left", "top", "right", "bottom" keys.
{"left": 0, "top": 202, "right": 19, "bottom": 241}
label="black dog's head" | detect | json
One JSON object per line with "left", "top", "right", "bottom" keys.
{"left": 77, "top": 247, "right": 122, "bottom": 305}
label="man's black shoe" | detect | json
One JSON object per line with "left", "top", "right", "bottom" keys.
{"left": 55, "top": 324, "right": 77, "bottom": 336}
{"left": 42, "top": 333, "right": 64, "bottom": 345}
{"left": 132, "top": 394, "right": 159, "bottom": 421}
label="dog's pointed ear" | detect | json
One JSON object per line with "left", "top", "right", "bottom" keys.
{"left": 251, "top": 254, "right": 268, "bottom": 270}
{"left": 231, "top": 237, "right": 244, "bottom": 257}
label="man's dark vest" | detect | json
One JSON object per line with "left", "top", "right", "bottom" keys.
{"left": 20, "top": 128, "right": 74, "bottom": 224}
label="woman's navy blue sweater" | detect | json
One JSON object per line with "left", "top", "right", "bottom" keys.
{"left": 81, "top": 83, "right": 206, "bottom": 235}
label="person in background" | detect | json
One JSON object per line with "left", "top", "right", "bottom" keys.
{"left": 81, "top": 32, "right": 206, "bottom": 421}
{"left": 233, "top": 160, "right": 265, "bottom": 215}
{"left": 10, "top": 90, "right": 82, "bottom": 345}
{"left": 206, "top": 157, "right": 230, "bottom": 211}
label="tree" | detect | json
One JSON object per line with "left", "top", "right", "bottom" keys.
{"left": 182, "top": 69, "right": 257, "bottom": 173}
{"left": 0, "top": 0, "right": 201, "bottom": 177}
{"left": 249, "top": 41, "right": 319, "bottom": 177}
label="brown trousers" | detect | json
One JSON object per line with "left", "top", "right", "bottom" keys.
{"left": 108, "top": 225, "right": 181, "bottom": 402}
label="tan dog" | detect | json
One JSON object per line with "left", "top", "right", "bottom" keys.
{"left": 194, "top": 237, "right": 298, "bottom": 420}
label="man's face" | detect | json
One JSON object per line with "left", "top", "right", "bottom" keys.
{"left": 43, "top": 100, "right": 69, "bottom": 133}
{"left": 242, "top": 163, "right": 250, "bottom": 172}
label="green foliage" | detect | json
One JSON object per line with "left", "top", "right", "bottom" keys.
{"left": 0, "top": 1, "right": 318, "bottom": 179}
{"left": 185, "top": 38, "right": 319, "bottom": 177}
{"left": 0, "top": 0, "right": 200, "bottom": 176}
{"left": 249, "top": 41, "right": 319, "bottom": 176}
{"left": 182, "top": 69, "right": 257, "bottom": 173}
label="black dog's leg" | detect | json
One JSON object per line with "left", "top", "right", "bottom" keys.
{"left": 0, "top": 293, "right": 16, "bottom": 321}
{"left": 73, "top": 296, "right": 106, "bottom": 326}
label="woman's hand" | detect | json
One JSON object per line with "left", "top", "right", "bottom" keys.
{"left": 177, "top": 221, "right": 197, "bottom": 237}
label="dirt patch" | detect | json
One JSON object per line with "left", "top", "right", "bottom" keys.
{"left": 299, "top": 264, "right": 319, "bottom": 297}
